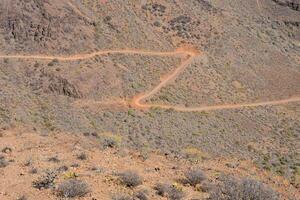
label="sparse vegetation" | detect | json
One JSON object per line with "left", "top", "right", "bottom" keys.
{"left": 0, "top": 155, "right": 9, "bottom": 168}
{"left": 154, "top": 183, "right": 185, "bottom": 200}
{"left": 182, "top": 147, "right": 208, "bottom": 162}
{"left": 199, "top": 181, "right": 214, "bottom": 192}
{"left": 32, "top": 170, "right": 57, "bottom": 189}
{"left": 48, "top": 59, "right": 59, "bottom": 66}
{"left": 102, "top": 134, "right": 122, "bottom": 149}
{"left": 209, "top": 177, "right": 279, "bottom": 200}
{"left": 103, "top": 137, "right": 118, "bottom": 148}
{"left": 57, "top": 165, "right": 69, "bottom": 172}
{"left": 184, "top": 169, "right": 206, "bottom": 186}
{"left": 154, "top": 183, "right": 169, "bottom": 196}
{"left": 29, "top": 168, "right": 38, "bottom": 174}
{"left": 112, "top": 193, "right": 132, "bottom": 200}
{"left": 63, "top": 171, "right": 78, "bottom": 179}
{"left": 90, "top": 166, "right": 105, "bottom": 173}
{"left": 16, "top": 195, "right": 27, "bottom": 200}
{"left": 112, "top": 190, "right": 148, "bottom": 200}
{"left": 134, "top": 189, "right": 149, "bottom": 200}
{"left": 71, "top": 163, "right": 80, "bottom": 168}
{"left": 77, "top": 152, "right": 87, "bottom": 160}
{"left": 127, "top": 109, "right": 135, "bottom": 117}
{"left": 2, "top": 147, "right": 12, "bottom": 153}
{"left": 56, "top": 179, "right": 89, "bottom": 198}
{"left": 257, "top": 151, "right": 299, "bottom": 186}
{"left": 0, "top": 1, "right": 299, "bottom": 199}
{"left": 48, "top": 156, "right": 60, "bottom": 163}
{"left": 24, "top": 159, "right": 32, "bottom": 167}
{"left": 118, "top": 170, "right": 143, "bottom": 187}
{"left": 33, "top": 62, "right": 40, "bottom": 68}
{"left": 3, "top": 58, "right": 9, "bottom": 64}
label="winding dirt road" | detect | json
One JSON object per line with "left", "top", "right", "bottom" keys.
{"left": 1, "top": 48, "right": 299, "bottom": 112}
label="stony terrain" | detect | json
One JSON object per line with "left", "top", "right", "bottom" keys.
{"left": 0, "top": 0, "right": 299, "bottom": 199}
{"left": 0, "top": 128, "right": 298, "bottom": 200}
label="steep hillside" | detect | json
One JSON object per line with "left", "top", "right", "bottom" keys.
{"left": 0, "top": 0, "right": 299, "bottom": 199}
{"left": 0, "top": 0, "right": 96, "bottom": 54}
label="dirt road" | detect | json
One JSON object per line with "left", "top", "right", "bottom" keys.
{"left": 1, "top": 48, "right": 299, "bottom": 112}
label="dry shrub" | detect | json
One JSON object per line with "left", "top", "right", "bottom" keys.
{"left": 184, "top": 169, "right": 206, "bottom": 186}
{"left": 118, "top": 170, "right": 143, "bottom": 187}
{"left": 209, "top": 176, "right": 279, "bottom": 200}
{"left": 0, "top": 155, "right": 8, "bottom": 168}
{"left": 56, "top": 179, "right": 89, "bottom": 198}
{"left": 154, "top": 183, "right": 184, "bottom": 200}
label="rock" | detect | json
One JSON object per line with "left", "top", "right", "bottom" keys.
{"left": 225, "top": 162, "right": 239, "bottom": 168}
{"left": 1, "top": 147, "right": 12, "bottom": 153}
{"left": 153, "top": 21, "right": 161, "bottom": 27}
{"left": 232, "top": 81, "right": 243, "bottom": 89}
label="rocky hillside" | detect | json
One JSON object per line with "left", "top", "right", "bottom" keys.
{"left": 0, "top": 0, "right": 96, "bottom": 54}
{"left": 0, "top": 0, "right": 299, "bottom": 199}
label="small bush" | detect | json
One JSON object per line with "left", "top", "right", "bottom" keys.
{"left": 48, "top": 59, "right": 59, "bottom": 66}
{"left": 48, "top": 61, "right": 54, "bottom": 66}
{"left": 56, "top": 179, "right": 89, "bottom": 198}
{"left": 154, "top": 183, "right": 169, "bottom": 196}
{"left": 101, "top": 133, "right": 122, "bottom": 149}
{"left": 24, "top": 159, "right": 32, "bottom": 167}
{"left": 134, "top": 189, "right": 149, "bottom": 200}
{"left": 0, "top": 156, "right": 9, "bottom": 168}
{"left": 182, "top": 147, "right": 208, "bottom": 161}
{"left": 16, "top": 195, "right": 27, "bottom": 200}
{"left": 118, "top": 170, "right": 143, "bottom": 187}
{"left": 103, "top": 138, "right": 118, "bottom": 148}
{"left": 71, "top": 163, "right": 80, "bottom": 168}
{"left": 90, "top": 133, "right": 98, "bottom": 138}
{"left": 209, "top": 177, "right": 279, "bottom": 200}
{"left": 48, "top": 156, "right": 60, "bottom": 163}
{"left": 112, "top": 194, "right": 132, "bottom": 200}
{"left": 184, "top": 169, "right": 206, "bottom": 186}
{"left": 57, "top": 165, "right": 69, "bottom": 172}
{"left": 33, "top": 62, "right": 40, "bottom": 68}
{"left": 90, "top": 166, "right": 105, "bottom": 174}
{"left": 29, "top": 168, "right": 38, "bottom": 174}
{"left": 32, "top": 171, "right": 57, "bottom": 189}
{"left": 63, "top": 171, "right": 78, "bottom": 179}
{"left": 2, "top": 147, "right": 12, "bottom": 153}
{"left": 154, "top": 183, "right": 184, "bottom": 200}
{"left": 168, "top": 187, "right": 185, "bottom": 200}
{"left": 112, "top": 190, "right": 148, "bottom": 200}
{"left": 199, "top": 181, "right": 215, "bottom": 192}
{"left": 77, "top": 153, "right": 87, "bottom": 160}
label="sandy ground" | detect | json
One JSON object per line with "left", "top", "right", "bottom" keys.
{"left": 0, "top": 128, "right": 298, "bottom": 200}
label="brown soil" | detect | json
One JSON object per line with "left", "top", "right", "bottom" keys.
{"left": 0, "top": 127, "right": 298, "bottom": 200}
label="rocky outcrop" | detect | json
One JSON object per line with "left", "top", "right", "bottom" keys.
{"left": 272, "top": 0, "right": 300, "bottom": 11}
{"left": 48, "top": 75, "right": 82, "bottom": 99}
{"left": 28, "top": 68, "right": 82, "bottom": 98}
{"left": 0, "top": 0, "right": 95, "bottom": 54}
